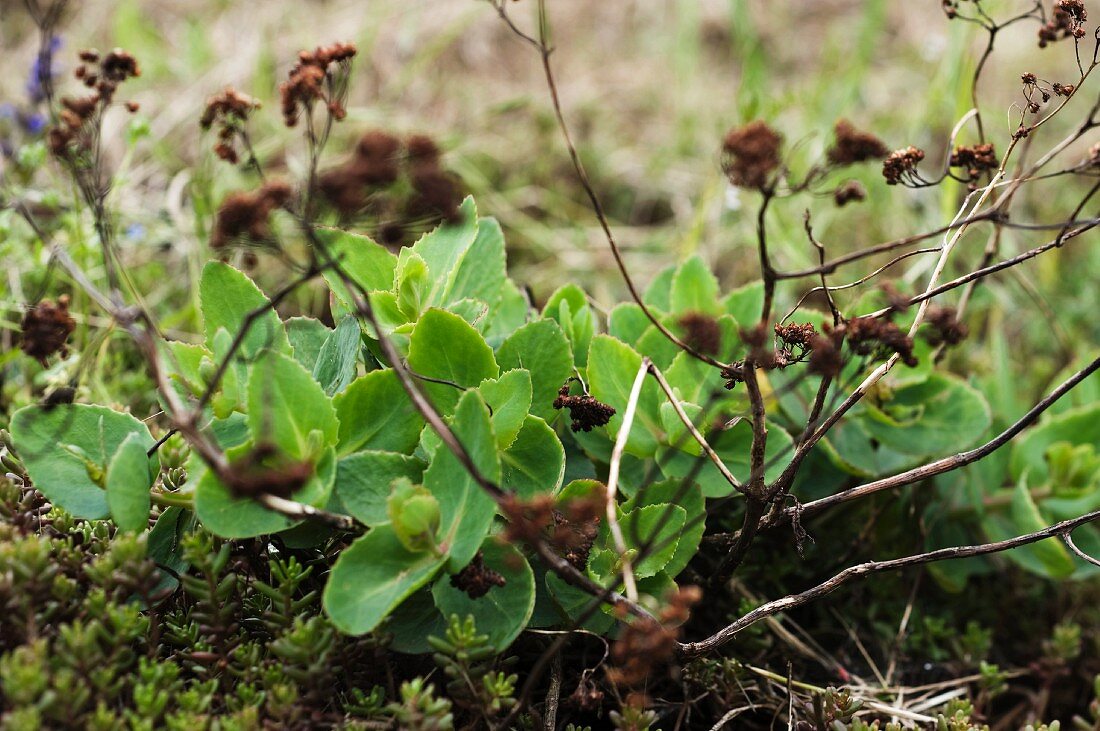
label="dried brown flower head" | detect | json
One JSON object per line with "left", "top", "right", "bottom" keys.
{"left": 807, "top": 323, "right": 846, "bottom": 378}
{"left": 406, "top": 134, "right": 442, "bottom": 168}
{"left": 677, "top": 312, "right": 722, "bottom": 356}
{"left": 921, "top": 306, "right": 969, "bottom": 347}
{"left": 834, "top": 180, "right": 867, "bottom": 207}
{"left": 449, "top": 551, "right": 506, "bottom": 599}
{"left": 846, "top": 316, "right": 918, "bottom": 367}
{"left": 220, "top": 442, "right": 314, "bottom": 499}
{"left": 950, "top": 143, "right": 997, "bottom": 175}
{"left": 210, "top": 181, "right": 294, "bottom": 250}
{"left": 1039, "top": 0, "right": 1088, "bottom": 47}
{"left": 20, "top": 296, "right": 76, "bottom": 366}
{"left": 609, "top": 587, "right": 701, "bottom": 687}
{"left": 827, "top": 120, "right": 889, "bottom": 166}
{"left": 553, "top": 381, "right": 617, "bottom": 432}
{"left": 279, "top": 42, "right": 357, "bottom": 127}
{"left": 882, "top": 146, "right": 926, "bottom": 186}
{"left": 722, "top": 121, "right": 783, "bottom": 189}
{"left": 410, "top": 168, "right": 462, "bottom": 223}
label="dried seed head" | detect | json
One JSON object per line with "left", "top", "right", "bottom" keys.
{"left": 827, "top": 120, "right": 889, "bottom": 166}
{"left": 721, "top": 120, "right": 783, "bottom": 190}
{"left": 921, "top": 306, "right": 968, "bottom": 347}
{"left": 210, "top": 181, "right": 294, "bottom": 250}
{"left": 1039, "top": 0, "right": 1088, "bottom": 47}
{"left": 677, "top": 311, "right": 722, "bottom": 356}
{"left": 846, "top": 316, "right": 918, "bottom": 367}
{"left": 833, "top": 180, "right": 867, "bottom": 207}
{"left": 882, "top": 146, "right": 925, "bottom": 186}
{"left": 449, "top": 551, "right": 506, "bottom": 599}
{"left": 20, "top": 296, "right": 76, "bottom": 366}
{"left": 553, "top": 381, "right": 617, "bottom": 432}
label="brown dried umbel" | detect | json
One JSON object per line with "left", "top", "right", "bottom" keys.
{"left": 553, "top": 381, "right": 616, "bottom": 432}
{"left": 449, "top": 551, "right": 506, "bottom": 599}
{"left": 279, "top": 42, "right": 357, "bottom": 127}
{"left": 833, "top": 180, "right": 867, "bottom": 207}
{"left": 219, "top": 443, "right": 314, "bottom": 500}
{"left": 210, "top": 180, "right": 295, "bottom": 250}
{"left": 20, "top": 296, "right": 76, "bottom": 366}
{"left": 318, "top": 130, "right": 462, "bottom": 225}
{"left": 48, "top": 48, "right": 141, "bottom": 158}
{"left": 721, "top": 121, "right": 783, "bottom": 190}
{"left": 827, "top": 120, "right": 889, "bottom": 166}
{"left": 774, "top": 321, "right": 816, "bottom": 367}
{"left": 200, "top": 87, "right": 262, "bottom": 165}
{"left": 807, "top": 322, "right": 846, "bottom": 378}
{"left": 950, "top": 143, "right": 997, "bottom": 176}
{"left": 846, "top": 316, "right": 918, "bottom": 367}
{"left": 882, "top": 146, "right": 925, "bottom": 186}
{"left": 1039, "top": 0, "right": 1088, "bottom": 47}
{"left": 609, "top": 586, "right": 701, "bottom": 687}
{"left": 921, "top": 306, "right": 969, "bottom": 347}
{"left": 499, "top": 491, "right": 603, "bottom": 570}
{"left": 677, "top": 312, "right": 722, "bottom": 356}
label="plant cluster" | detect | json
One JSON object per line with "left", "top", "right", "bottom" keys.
{"left": 2, "top": 0, "right": 1100, "bottom": 727}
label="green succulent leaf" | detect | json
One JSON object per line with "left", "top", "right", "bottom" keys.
{"left": 311, "top": 315, "right": 361, "bottom": 395}
{"left": 200, "top": 261, "right": 291, "bottom": 360}
{"left": 106, "top": 432, "right": 157, "bottom": 533}
{"left": 425, "top": 390, "right": 501, "bottom": 571}
{"left": 333, "top": 370, "right": 425, "bottom": 456}
{"left": 501, "top": 416, "right": 566, "bottom": 498}
{"left": 194, "top": 442, "right": 337, "bottom": 538}
{"left": 407, "top": 308, "right": 499, "bottom": 413}
{"left": 285, "top": 316, "right": 333, "bottom": 373}
{"left": 323, "top": 523, "right": 448, "bottom": 635}
{"left": 316, "top": 227, "right": 398, "bottom": 312}
{"left": 586, "top": 335, "right": 664, "bottom": 457}
{"left": 496, "top": 319, "right": 573, "bottom": 422}
{"left": 388, "top": 478, "right": 443, "bottom": 554}
{"left": 669, "top": 256, "right": 721, "bottom": 315}
{"left": 478, "top": 369, "right": 533, "bottom": 449}
{"left": 336, "top": 450, "right": 426, "bottom": 526}
{"left": 247, "top": 350, "right": 339, "bottom": 460}
{"left": 11, "top": 404, "right": 158, "bottom": 519}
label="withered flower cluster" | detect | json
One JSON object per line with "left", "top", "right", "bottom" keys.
{"left": 318, "top": 131, "right": 462, "bottom": 226}
{"left": 219, "top": 442, "right": 314, "bottom": 499}
{"left": 210, "top": 180, "right": 295, "bottom": 250}
{"left": 846, "top": 316, "right": 918, "bottom": 367}
{"left": 48, "top": 49, "right": 141, "bottom": 157}
{"left": 279, "top": 42, "right": 357, "bottom": 127}
{"left": 500, "top": 490, "right": 603, "bottom": 570}
{"left": 20, "top": 295, "right": 76, "bottom": 366}
{"left": 833, "top": 180, "right": 867, "bottom": 207}
{"left": 1039, "top": 0, "right": 1089, "bottom": 47}
{"left": 950, "top": 143, "right": 998, "bottom": 189}
{"left": 721, "top": 121, "right": 783, "bottom": 190}
{"left": 677, "top": 312, "right": 722, "bottom": 356}
{"left": 773, "top": 321, "right": 817, "bottom": 367}
{"left": 882, "top": 146, "right": 926, "bottom": 186}
{"left": 921, "top": 306, "right": 969, "bottom": 347}
{"left": 449, "top": 551, "right": 506, "bottom": 599}
{"left": 827, "top": 120, "right": 889, "bottom": 166}
{"left": 553, "top": 381, "right": 617, "bottom": 432}
{"left": 609, "top": 586, "right": 702, "bottom": 687}
{"left": 200, "top": 87, "right": 262, "bottom": 164}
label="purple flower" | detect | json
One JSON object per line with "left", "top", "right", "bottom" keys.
{"left": 23, "top": 113, "right": 47, "bottom": 135}
{"left": 26, "top": 36, "right": 62, "bottom": 104}
{"left": 125, "top": 223, "right": 146, "bottom": 241}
